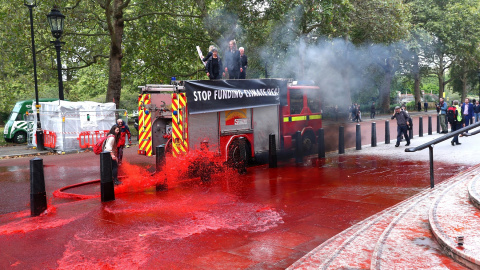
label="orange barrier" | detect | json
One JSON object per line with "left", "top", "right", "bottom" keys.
{"left": 44, "top": 130, "right": 57, "bottom": 148}
{"left": 36, "top": 130, "right": 57, "bottom": 149}
{"left": 77, "top": 130, "right": 109, "bottom": 149}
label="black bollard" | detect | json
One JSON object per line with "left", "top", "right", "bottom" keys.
{"left": 238, "top": 137, "right": 247, "bottom": 174}
{"left": 155, "top": 145, "right": 166, "bottom": 173}
{"left": 371, "top": 122, "right": 377, "bottom": 147}
{"left": 356, "top": 124, "right": 361, "bottom": 150}
{"left": 30, "top": 158, "right": 47, "bottom": 216}
{"left": 428, "top": 116, "right": 432, "bottom": 135}
{"left": 419, "top": 116, "right": 423, "bottom": 137}
{"left": 317, "top": 128, "right": 325, "bottom": 159}
{"left": 295, "top": 131, "right": 303, "bottom": 163}
{"left": 155, "top": 145, "right": 168, "bottom": 190}
{"left": 269, "top": 134, "right": 277, "bottom": 168}
{"left": 409, "top": 118, "right": 413, "bottom": 140}
{"left": 437, "top": 115, "right": 440, "bottom": 133}
{"left": 385, "top": 120, "right": 390, "bottom": 144}
{"left": 100, "top": 151, "right": 115, "bottom": 202}
{"left": 338, "top": 126, "right": 345, "bottom": 154}
{"left": 36, "top": 129, "right": 45, "bottom": 151}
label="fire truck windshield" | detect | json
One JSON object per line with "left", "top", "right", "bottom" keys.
{"left": 290, "top": 89, "right": 303, "bottom": 115}
{"left": 306, "top": 90, "right": 321, "bottom": 113}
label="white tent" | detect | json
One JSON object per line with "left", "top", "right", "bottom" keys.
{"left": 30, "top": 100, "right": 122, "bottom": 152}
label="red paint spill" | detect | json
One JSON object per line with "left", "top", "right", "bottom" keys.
{"left": 116, "top": 150, "right": 238, "bottom": 194}
{"left": 0, "top": 154, "right": 468, "bottom": 269}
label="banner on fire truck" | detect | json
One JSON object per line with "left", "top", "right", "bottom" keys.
{"left": 184, "top": 79, "right": 286, "bottom": 114}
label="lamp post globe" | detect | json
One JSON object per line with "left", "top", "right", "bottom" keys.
{"left": 24, "top": 0, "right": 36, "bottom": 7}
{"left": 47, "top": 7, "right": 65, "bottom": 101}
{"left": 47, "top": 7, "right": 65, "bottom": 39}
{"left": 25, "top": 0, "right": 44, "bottom": 150}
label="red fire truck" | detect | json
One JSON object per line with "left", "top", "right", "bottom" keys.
{"left": 137, "top": 79, "right": 322, "bottom": 164}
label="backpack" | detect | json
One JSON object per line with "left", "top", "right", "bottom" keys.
{"left": 93, "top": 135, "right": 114, "bottom": 155}
{"left": 447, "top": 106, "right": 459, "bottom": 124}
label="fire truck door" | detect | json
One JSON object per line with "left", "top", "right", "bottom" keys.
{"left": 253, "top": 106, "right": 279, "bottom": 153}
{"left": 188, "top": 112, "right": 219, "bottom": 151}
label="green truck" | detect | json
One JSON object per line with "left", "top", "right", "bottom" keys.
{"left": 3, "top": 99, "right": 58, "bottom": 144}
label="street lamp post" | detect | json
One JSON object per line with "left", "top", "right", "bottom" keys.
{"left": 47, "top": 7, "right": 65, "bottom": 101}
{"left": 25, "top": 0, "right": 44, "bottom": 151}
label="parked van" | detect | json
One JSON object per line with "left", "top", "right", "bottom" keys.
{"left": 3, "top": 99, "right": 58, "bottom": 143}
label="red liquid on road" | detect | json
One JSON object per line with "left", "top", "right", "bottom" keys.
{"left": 0, "top": 154, "right": 465, "bottom": 269}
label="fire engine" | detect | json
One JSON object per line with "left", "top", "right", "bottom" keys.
{"left": 137, "top": 79, "right": 322, "bottom": 164}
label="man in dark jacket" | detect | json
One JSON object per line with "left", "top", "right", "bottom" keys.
{"left": 461, "top": 98, "right": 474, "bottom": 129}
{"left": 392, "top": 106, "right": 411, "bottom": 147}
{"left": 224, "top": 40, "right": 241, "bottom": 79}
{"left": 239, "top": 47, "right": 248, "bottom": 79}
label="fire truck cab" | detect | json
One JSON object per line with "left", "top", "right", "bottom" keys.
{"left": 137, "top": 79, "right": 322, "bottom": 164}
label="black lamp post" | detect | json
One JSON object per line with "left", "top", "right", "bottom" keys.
{"left": 25, "top": 0, "right": 44, "bottom": 151}
{"left": 47, "top": 7, "right": 65, "bottom": 101}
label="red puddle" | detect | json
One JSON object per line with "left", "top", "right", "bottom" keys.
{"left": 0, "top": 154, "right": 467, "bottom": 269}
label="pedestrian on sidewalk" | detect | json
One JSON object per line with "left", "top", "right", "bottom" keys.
{"left": 392, "top": 106, "right": 411, "bottom": 147}
{"left": 116, "top": 118, "right": 132, "bottom": 165}
{"left": 437, "top": 97, "right": 448, "bottom": 133}
{"left": 474, "top": 100, "right": 480, "bottom": 123}
{"left": 370, "top": 102, "right": 376, "bottom": 119}
{"left": 461, "top": 98, "right": 473, "bottom": 133}
{"left": 424, "top": 101, "right": 428, "bottom": 112}
{"left": 355, "top": 104, "right": 362, "bottom": 122}
{"left": 449, "top": 100, "right": 463, "bottom": 146}
{"left": 350, "top": 103, "right": 356, "bottom": 121}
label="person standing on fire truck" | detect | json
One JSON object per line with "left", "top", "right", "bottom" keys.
{"left": 239, "top": 47, "right": 248, "bottom": 79}
{"left": 206, "top": 48, "right": 225, "bottom": 80}
{"left": 224, "top": 40, "right": 241, "bottom": 79}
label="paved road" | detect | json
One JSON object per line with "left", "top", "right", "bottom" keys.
{"left": 1, "top": 109, "right": 479, "bottom": 269}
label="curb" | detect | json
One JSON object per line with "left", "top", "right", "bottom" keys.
{"left": 429, "top": 173, "right": 480, "bottom": 269}
{"left": 468, "top": 176, "right": 480, "bottom": 211}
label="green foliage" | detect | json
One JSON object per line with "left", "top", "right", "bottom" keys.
{"left": 1, "top": 0, "right": 478, "bottom": 119}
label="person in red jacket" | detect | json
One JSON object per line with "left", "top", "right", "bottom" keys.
{"left": 116, "top": 118, "right": 132, "bottom": 165}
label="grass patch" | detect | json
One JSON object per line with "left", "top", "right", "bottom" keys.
{"left": 0, "top": 126, "right": 8, "bottom": 146}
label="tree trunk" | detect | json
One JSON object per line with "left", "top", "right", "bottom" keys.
{"left": 379, "top": 58, "right": 394, "bottom": 113}
{"left": 437, "top": 54, "right": 444, "bottom": 99}
{"left": 413, "top": 53, "right": 421, "bottom": 104}
{"left": 105, "top": 0, "right": 125, "bottom": 109}
{"left": 461, "top": 66, "right": 468, "bottom": 102}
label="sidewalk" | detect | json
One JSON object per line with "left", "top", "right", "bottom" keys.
{"left": 0, "top": 137, "right": 139, "bottom": 159}
{"left": 0, "top": 145, "right": 51, "bottom": 159}
{"left": 0, "top": 119, "right": 478, "bottom": 268}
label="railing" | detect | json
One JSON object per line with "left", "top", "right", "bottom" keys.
{"left": 405, "top": 120, "right": 480, "bottom": 188}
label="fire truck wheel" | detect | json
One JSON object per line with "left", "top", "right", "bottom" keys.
{"left": 302, "top": 133, "right": 315, "bottom": 154}
{"left": 13, "top": 131, "right": 27, "bottom": 144}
